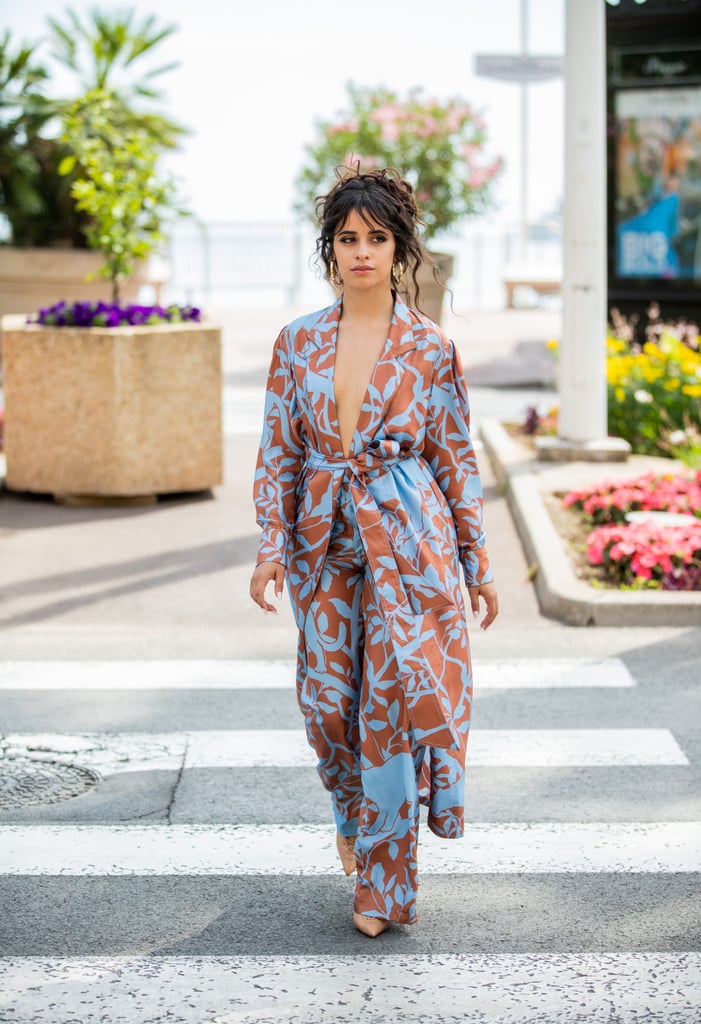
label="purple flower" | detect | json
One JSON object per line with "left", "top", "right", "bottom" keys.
{"left": 30, "top": 301, "right": 203, "bottom": 329}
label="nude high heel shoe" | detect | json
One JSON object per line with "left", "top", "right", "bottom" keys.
{"left": 353, "top": 913, "right": 389, "bottom": 938}
{"left": 336, "top": 832, "right": 356, "bottom": 875}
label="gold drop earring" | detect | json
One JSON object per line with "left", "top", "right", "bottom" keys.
{"left": 391, "top": 261, "right": 405, "bottom": 289}
{"left": 330, "top": 260, "right": 342, "bottom": 288}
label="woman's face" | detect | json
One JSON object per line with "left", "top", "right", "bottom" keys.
{"left": 332, "top": 209, "right": 396, "bottom": 292}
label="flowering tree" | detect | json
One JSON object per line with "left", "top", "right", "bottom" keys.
{"left": 295, "top": 83, "right": 503, "bottom": 242}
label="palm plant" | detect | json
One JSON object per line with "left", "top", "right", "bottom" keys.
{"left": 47, "top": 7, "right": 186, "bottom": 148}
{"left": 0, "top": 31, "right": 49, "bottom": 224}
{"left": 0, "top": 30, "right": 87, "bottom": 246}
{"left": 0, "top": 8, "right": 187, "bottom": 249}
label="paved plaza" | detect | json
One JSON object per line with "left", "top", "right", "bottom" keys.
{"left": 0, "top": 304, "right": 699, "bottom": 1022}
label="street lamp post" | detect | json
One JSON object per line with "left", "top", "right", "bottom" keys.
{"left": 475, "top": 0, "right": 562, "bottom": 265}
{"left": 518, "top": 0, "right": 529, "bottom": 264}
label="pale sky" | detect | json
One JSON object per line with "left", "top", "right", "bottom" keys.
{"left": 3, "top": 0, "right": 565, "bottom": 232}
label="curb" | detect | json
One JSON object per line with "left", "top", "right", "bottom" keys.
{"left": 480, "top": 418, "right": 701, "bottom": 627}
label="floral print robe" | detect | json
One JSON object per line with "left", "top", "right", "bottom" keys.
{"left": 254, "top": 295, "right": 492, "bottom": 922}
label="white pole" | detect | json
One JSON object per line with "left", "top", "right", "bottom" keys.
{"left": 557, "top": 0, "right": 608, "bottom": 443}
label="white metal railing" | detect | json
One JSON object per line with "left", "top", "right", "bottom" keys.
{"left": 165, "top": 220, "right": 308, "bottom": 306}
{"left": 165, "top": 219, "right": 563, "bottom": 310}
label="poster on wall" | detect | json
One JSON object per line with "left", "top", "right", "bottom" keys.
{"left": 615, "top": 86, "right": 701, "bottom": 281}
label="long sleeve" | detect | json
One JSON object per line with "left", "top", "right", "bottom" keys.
{"left": 253, "top": 327, "right": 305, "bottom": 567}
{"left": 422, "top": 337, "right": 492, "bottom": 587}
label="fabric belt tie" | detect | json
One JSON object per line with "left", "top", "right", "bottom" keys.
{"left": 304, "top": 443, "right": 459, "bottom": 750}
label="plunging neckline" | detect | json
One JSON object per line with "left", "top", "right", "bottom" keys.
{"left": 331, "top": 316, "right": 391, "bottom": 458}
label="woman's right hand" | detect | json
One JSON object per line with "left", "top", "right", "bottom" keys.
{"left": 249, "top": 561, "right": 285, "bottom": 613}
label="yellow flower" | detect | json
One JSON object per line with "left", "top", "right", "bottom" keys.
{"left": 659, "top": 333, "right": 684, "bottom": 358}
{"left": 614, "top": 386, "right": 625, "bottom": 403}
{"left": 607, "top": 355, "right": 634, "bottom": 385}
{"left": 664, "top": 378, "right": 681, "bottom": 391}
{"left": 546, "top": 338, "right": 559, "bottom": 351}
{"left": 608, "top": 370, "right": 627, "bottom": 387}
{"left": 681, "top": 383, "right": 701, "bottom": 397}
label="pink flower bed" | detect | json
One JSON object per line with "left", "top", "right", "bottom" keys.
{"left": 563, "top": 470, "right": 701, "bottom": 591}
{"left": 587, "top": 520, "right": 701, "bottom": 591}
{"left": 563, "top": 470, "right": 701, "bottom": 525}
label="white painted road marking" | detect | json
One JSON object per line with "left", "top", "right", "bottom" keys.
{"left": 2, "top": 822, "right": 699, "bottom": 875}
{"left": 182, "top": 727, "right": 688, "bottom": 768}
{"left": 0, "top": 658, "right": 636, "bottom": 690}
{"left": 1, "top": 727, "right": 688, "bottom": 772}
{"left": 0, "top": 953, "right": 699, "bottom": 1023}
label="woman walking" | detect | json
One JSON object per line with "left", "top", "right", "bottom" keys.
{"left": 250, "top": 168, "right": 498, "bottom": 937}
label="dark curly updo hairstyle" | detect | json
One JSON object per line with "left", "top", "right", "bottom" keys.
{"left": 315, "top": 166, "right": 436, "bottom": 312}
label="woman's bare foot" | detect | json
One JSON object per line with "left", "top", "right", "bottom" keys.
{"left": 336, "top": 832, "right": 356, "bottom": 875}
{"left": 353, "top": 913, "right": 390, "bottom": 938}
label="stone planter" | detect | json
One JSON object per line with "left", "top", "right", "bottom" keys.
{"left": 401, "top": 251, "right": 455, "bottom": 325}
{"left": 0, "top": 247, "right": 165, "bottom": 318}
{"left": 1, "top": 318, "right": 222, "bottom": 499}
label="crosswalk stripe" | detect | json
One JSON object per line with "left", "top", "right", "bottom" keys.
{"left": 2, "top": 727, "right": 687, "bottom": 772}
{"left": 0, "top": 658, "right": 636, "bottom": 690}
{"left": 2, "top": 822, "right": 698, "bottom": 875}
{"left": 1, "top": 953, "right": 699, "bottom": 1022}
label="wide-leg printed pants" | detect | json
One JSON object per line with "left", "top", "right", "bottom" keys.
{"left": 296, "top": 477, "right": 466, "bottom": 925}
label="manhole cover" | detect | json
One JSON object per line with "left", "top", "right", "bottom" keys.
{"left": 0, "top": 757, "right": 101, "bottom": 809}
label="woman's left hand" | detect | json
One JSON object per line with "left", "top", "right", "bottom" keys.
{"left": 468, "top": 582, "right": 499, "bottom": 630}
